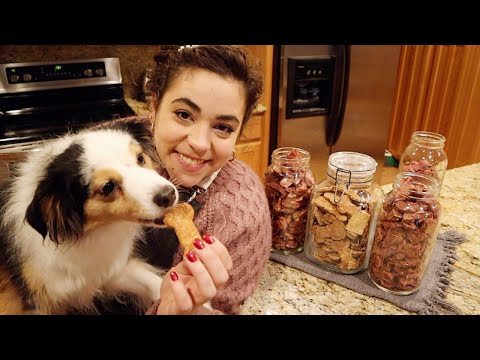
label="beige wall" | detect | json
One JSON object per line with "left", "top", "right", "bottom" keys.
{"left": 0, "top": 45, "right": 162, "bottom": 99}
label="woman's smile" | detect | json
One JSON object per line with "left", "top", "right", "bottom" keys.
{"left": 174, "top": 151, "right": 210, "bottom": 171}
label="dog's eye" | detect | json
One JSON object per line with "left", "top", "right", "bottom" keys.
{"left": 137, "top": 153, "right": 145, "bottom": 165}
{"left": 101, "top": 181, "right": 116, "bottom": 196}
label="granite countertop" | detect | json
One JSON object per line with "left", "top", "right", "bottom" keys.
{"left": 241, "top": 162, "right": 480, "bottom": 315}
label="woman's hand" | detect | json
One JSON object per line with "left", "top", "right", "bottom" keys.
{"left": 156, "top": 234, "right": 233, "bottom": 315}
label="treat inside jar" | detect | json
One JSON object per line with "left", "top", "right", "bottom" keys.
{"left": 401, "top": 159, "right": 438, "bottom": 180}
{"left": 265, "top": 148, "right": 315, "bottom": 252}
{"left": 307, "top": 184, "right": 381, "bottom": 271}
{"left": 368, "top": 176, "right": 441, "bottom": 293}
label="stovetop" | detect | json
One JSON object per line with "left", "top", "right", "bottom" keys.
{"left": 0, "top": 58, "right": 135, "bottom": 151}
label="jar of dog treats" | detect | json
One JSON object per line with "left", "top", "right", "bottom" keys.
{"left": 265, "top": 147, "right": 315, "bottom": 254}
{"left": 398, "top": 131, "right": 448, "bottom": 187}
{"left": 368, "top": 172, "right": 442, "bottom": 295}
{"left": 304, "top": 152, "right": 383, "bottom": 274}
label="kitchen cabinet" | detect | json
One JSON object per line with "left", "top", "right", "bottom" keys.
{"left": 235, "top": 45, "right": 273, "bottom": 181}
{"left": 234, "top": 112, "right": 264, "bottom": 178}
{"left": 234, "top": 141, "right": 262, "bottom": 176}
{"left": 387, "top": 45, "right": 480, "bottom": 169}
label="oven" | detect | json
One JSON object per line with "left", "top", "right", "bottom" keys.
{"left": 0, "top": 57, "right": 135, "bottom": 184}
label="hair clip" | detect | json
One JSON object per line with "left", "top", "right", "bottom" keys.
{"left": 178, "top": 45, "right": 200, "bottom": 52}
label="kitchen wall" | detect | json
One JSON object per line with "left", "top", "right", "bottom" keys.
{"left": 0, "top": 45, "right": 161, "bottom": 99}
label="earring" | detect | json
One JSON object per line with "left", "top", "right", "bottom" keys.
{"left": 150, "top": 121, "right": 155, "bottom": 133}
{"left": 229, "top": 149, "right": 236, "bottom": 161}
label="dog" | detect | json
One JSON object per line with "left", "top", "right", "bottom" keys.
{"left": 0, "top": 119, "right": 178, "bottom": 314}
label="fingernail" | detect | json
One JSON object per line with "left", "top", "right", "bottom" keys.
{"left": 186, "top": 250, "right": 197, "bottom": 262}
{"left": 193, "top": 238, "right": 205, "bottom": 250}
{"left": 170, "top": 271, "right": 179, "bottom": 281}
{"left": 203, "top": 233, "right": 214, "bottom": 244}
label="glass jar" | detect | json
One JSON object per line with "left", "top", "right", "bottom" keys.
{"left": 398, "top": 131, "right": 448, "bottom": 186}
{"left": 368, "top": 172, "right": 442, "bottom": 295}
{"left": 304, "top": 152, "right": 383, "bottom": 274}
{"left": 265, "top": 147, "right": 315, "bottom": 254}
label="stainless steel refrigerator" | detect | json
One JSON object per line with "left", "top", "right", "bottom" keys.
{"left": 269, "top": 45, "right": 400, "bottom": 182}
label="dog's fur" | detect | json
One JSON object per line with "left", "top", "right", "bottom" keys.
{"left": 0, "top": 119, "right": 178, "bottom": 314}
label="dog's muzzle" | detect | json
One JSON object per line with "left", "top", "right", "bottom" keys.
{"left": 153, "top": 185, "right": 177, "bottom": 209}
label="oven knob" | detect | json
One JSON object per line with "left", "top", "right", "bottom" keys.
{"left": 84, "top": 69, "right": 93, "bottom": 77}
{"left": 95, "top": 68, "right": 104, "bottom": 76}
{"left": 10, "top": 74, "right": 19, "bottom": 83}
{"left": 23, "top": 73, "right": 32, "bottom": 81}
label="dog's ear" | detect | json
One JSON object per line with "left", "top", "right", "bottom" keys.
{"left": 107, "top": 118, "right": 160, "bottom": 163}
{"left": 25, "top": 143, "right": 89, "bottom": 244}
{"left": 25, "top": 192, "right": 48, "bottom": 239}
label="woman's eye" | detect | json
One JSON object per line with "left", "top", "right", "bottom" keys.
{"left": 216, "top": 124, "right": 234, "bottom": 134}
{"left": 137, "top": 153, "right": 145, "bottom": 165}
{"left": 175, "top": 110, "right": 192, "bottom": 121}
{"left": 101, "top": 181, "right": 116, "bottom": 196}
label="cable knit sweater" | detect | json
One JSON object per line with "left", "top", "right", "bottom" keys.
{"left": 145, "top": 159, "right": 272, "bottom": 315}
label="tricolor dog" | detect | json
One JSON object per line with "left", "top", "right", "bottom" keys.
{"left": 0, "top": 119, "right": 178, "bottom": 314}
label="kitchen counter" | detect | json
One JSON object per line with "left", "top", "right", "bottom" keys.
{"left": 241, "top": 162, "right": 480, "bottom": 315}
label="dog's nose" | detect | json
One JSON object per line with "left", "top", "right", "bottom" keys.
{"left": 153, "top": 186, "right": 176, "bottom": 208}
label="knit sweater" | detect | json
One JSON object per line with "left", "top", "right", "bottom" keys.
{"left": 145, "top": 159, "right": 272, "bottom": 315}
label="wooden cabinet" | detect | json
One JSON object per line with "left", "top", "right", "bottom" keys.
{"left": 387, "top": 45, "right": 480, "bottom": 169}
{"left": 234, "top": 114, "right": 264, "bottom": 177}
{"left": 234, "top": 45, "right": 273, "bottom": 181}
{"left": 235, "top": 141, "right": 262, "bottom": 176}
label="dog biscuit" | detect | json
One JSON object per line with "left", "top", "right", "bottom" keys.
{"left": 164, "top": 202, "right": 200, "bottom": 252}
{"left": 345, "top": 208, "right": 371, "bottom": 236}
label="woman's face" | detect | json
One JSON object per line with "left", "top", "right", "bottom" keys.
{"left": 151, "top": 68, "right": 246, "bottom": 188}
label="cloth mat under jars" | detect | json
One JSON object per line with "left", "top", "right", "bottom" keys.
{"left": 269, "top": 230, "right": 466, "bottom": 314}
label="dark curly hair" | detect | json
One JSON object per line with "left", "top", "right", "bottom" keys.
{"left": 147, "top": 45, "right": 263, "bottom": 132}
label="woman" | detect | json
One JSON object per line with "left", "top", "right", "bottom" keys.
{"left": 139, "top": 45, "right": 272, "bottom": 315}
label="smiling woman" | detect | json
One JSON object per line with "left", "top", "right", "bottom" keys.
{"left": 150, "top": 69, "right": 245, "bottom": 187}
{"left": 106, "top": 45, "right": 273, "bottom": 315}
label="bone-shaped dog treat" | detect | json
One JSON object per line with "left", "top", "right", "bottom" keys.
{"left": 164, "top": 202, "right": 200, "bottom": 252}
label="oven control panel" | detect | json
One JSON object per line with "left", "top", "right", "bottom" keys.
{"left": 0, "top": 58, "right": 122, "bottom": 94}
{"left": 5, "top": 61, "right": 106, "bottom": 84}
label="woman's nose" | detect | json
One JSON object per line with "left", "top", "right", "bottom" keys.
{"left": 187, "top": 125, "right": 210, "bottom": 154}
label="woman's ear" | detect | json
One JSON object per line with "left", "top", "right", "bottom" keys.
{"left": 148, "top": 93, "right": 157, "bottom": 125}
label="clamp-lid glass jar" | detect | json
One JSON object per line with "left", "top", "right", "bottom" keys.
{"left": 368, "top": 172, "right": 442, "bottom": 295}
{"left": 304, "top": 152, "right": 383, "bottom": 274}
{"left": 265, "top": 147, "right": 315, "bottom": 254}
{"left": 398, "top": 131, "right": 448, "bottom": 186}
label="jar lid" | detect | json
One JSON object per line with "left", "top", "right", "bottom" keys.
{"left": 328, "top": 151, "right": 378, "bottom": 183}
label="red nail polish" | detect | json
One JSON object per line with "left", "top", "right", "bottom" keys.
{"left": 186, "top": 250, "right": 197, "bottom": 262}
{"left": 203, "top": 233, "right": 214, "bottom": 244}
{"left": 193, "top": 238, "right": 205, "bottom": 250}
{"left": 170, "top": 271, "right": 179, "bottom": 281}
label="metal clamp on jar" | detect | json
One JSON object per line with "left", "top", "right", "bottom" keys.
{"left": 304, "top": 151, "right": 383, "bottom": 274}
